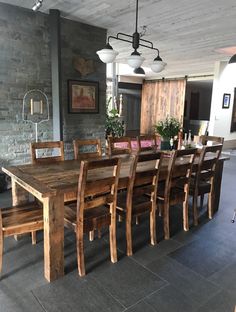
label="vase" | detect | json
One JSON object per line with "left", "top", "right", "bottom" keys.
{"left": 160, "top": 140, "right": 171, "bottom": 150}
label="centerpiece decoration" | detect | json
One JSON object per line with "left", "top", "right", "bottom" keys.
{"left": 154, "top": 116, "right": 181, "bottom": 150}
{"left": 105, "top": 98, "right": 124, "bottom": 138}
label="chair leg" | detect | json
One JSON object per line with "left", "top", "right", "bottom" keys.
{"left": 118, "top": 215, "right": 123, "bottom": 222}
{"left": 163, "top": 202, "right": 170, "bottom": 240}
{"left": 31, "top": 231, "right": 37, "bottom": 245}
{"left": 135, "top": 216, "right": 139, "bottom": 225}
{"left": 200, "top": 194, "right": 204, "bottom": 209}
{"left": 126, "top": 218, "right": 132, "bottom": 256}
{"left": 97, "top": 229, "right": 102, "bottom": 239}
{"left": 0, "top": 231, "right": 3, "bottom": 273}
{"left": 193, "top": 195, "right": 198, "bottom": 226}
{"left": 150, "top": 206, "right": 156, "bottom": 246}
{"left": 77, "top": 228, "right": 85, "bottom": 277}
{"left": 208, "top": 192, "right": 214, "bottom": 219}
{"left": 109, "top": 213, "right": 117, "bottom": 263}
{"left": 89, "top": 230, "right": 94, "bottom": 241}
{"left": 183, "top": 198, "right": 189, "bottom": 231}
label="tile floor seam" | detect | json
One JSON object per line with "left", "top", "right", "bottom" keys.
{"left": 31, "top": 290, "right": 48, "bottom": 312}
{"left": 153, "top": 254, "right": 224, "bottom": 292}
{"left": 127, "top": 253, "right": 169, "bottom": 285}
{"left": 195, "top": 288, "right": 223, "bottom": 311}
{"left": 89, "top": 275, "right": 127, "bottom": 311}
{"left": 205, "top": 259, "right": 236, "bottom": 286}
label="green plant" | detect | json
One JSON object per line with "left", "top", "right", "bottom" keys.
{"left": 154, "top": 116, "right": 181, "bottom": 140}
{"left": 105, "top": 99, "right": 124, "bottom": 137}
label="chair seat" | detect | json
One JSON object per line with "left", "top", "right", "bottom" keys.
{"left": 2, "top": 202, "right": 43, "bottom": 236}
{"left": 157, "top": 186, "right": 185, "bottom": 204}
{"left": 190, "top": 180, "right": 211, "bottom": 196}
{"left": 116, "top": 192, "right": 152, "bottom": 216}
{"left": 64, "top": 203, "right": 111, "bottom": 233}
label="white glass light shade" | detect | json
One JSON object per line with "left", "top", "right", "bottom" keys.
{"left": 96, "top": 48, "right": 118, "bottom": 63}
{"left": 151, "top": 60, "right": 167, "bottom": 73}
{"left": 127, "top": 54, "right": 145, "bottom": 68}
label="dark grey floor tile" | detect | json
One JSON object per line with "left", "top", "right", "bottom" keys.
{"left": 124, "top": 300, "right": 156, "bottom": 312}
{"left": 132, "top": 239, "right": 182, "bottom": 266}
{"left": 0, "top": 288, "right": 44, "bottom": 312}
{"left": 64, "top": 234, "right": 124, "bottom": 275}
{"left": 33, "top": 273, "right": 124, "bottom": 312}
{"left": 168, "top": 237, "right": 236, "bottom": 278}
{"left": 197, "top": 290, "right": 236, "bottom": 312}
{"left": 91, "top": 256, "right": 167, "bottom": 308}
{"left": 145, "top": 285, "right": 197, "bottom": 312}
{"left": 171, "top": 230, "right": 200, "bottom": 245}
{"left": 0, "top": 190, "right": 12, "bottom": 207}
{"left": 147, "top": 255, "right": 220, "bottom": 308}
{"left": 1, "top": 236, "right": 47, "bottom": 292}
{"left": 209, "top": 260, "right": 236, "bottom": 293}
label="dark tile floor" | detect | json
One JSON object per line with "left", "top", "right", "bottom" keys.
{"left": 0, "top": 157, "right": 236, "bottom": 312}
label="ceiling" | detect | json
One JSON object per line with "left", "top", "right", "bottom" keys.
{"left": 1, "top": 0, "right": 236, "bottom": 78}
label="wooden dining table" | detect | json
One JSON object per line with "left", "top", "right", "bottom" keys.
{"left": 1, "top": 152, "right": 229, "bottom": 282}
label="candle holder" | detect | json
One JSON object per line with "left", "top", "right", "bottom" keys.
{"left": 22, "top": 89, "right": 49, "bottom": 142}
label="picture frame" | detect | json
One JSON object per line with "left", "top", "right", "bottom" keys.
{"left": 68, "top": 80, "right": 99, "bottom": 113}
{"left": 222, "top": 93, "right": 231, "bottom": 109}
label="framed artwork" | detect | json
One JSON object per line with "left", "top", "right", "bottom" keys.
{"left": 68, "top": 80, "right": 99, "bottom": 113}
{"left": 222, "top": 93, "right": 231, "bottom": 109}
{"left": 231, "top": 88, "right": 236, "bottom": 132}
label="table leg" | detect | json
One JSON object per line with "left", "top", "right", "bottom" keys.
{"left": 43, "top": 194, "right": 64, "bottom": 282}
{"left": 12, "top": 179, "right": 29, "bottom": 240}
{"left": 12, "top": 178, "right": 29, "bottom": 206}
{"left": 213, "top": 160, "right": 224, "bottom": 213}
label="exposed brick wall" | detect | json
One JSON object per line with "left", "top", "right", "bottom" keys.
{"left": 0, "top": 3, "right": 107, "bottom": 166}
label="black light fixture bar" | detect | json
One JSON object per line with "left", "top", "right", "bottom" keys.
{"left": 96, "top": 0, "right": 166, "bottom": 73}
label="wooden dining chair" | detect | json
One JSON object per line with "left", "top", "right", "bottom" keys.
{"left": 157, "top": 148, "right": 197, "bottom": 239}
{"left": 108, "top": 136, "right": 132, "bottom": 156}
{"left": 116, "top": 152, "right": 163, "bottom": 256}
{"left": 190, "top": 144, "right": 223, "bottom": 225}
{"left": 137, "top": 134, "right": 159, "bottom": 152}
{"left": 200, "top": 135, "right": 224, "bottom": 146}
{"left": 31, "top": 141, "right": 65, "bottom": 164}
{"left": 73, "top": 138, "right": 102, "bottom": 160}
{"left": 0, "top": 202, "right": 43, "bottom": 272}
{"left": 64, "top": 157, "right": 121, "bottom": 276}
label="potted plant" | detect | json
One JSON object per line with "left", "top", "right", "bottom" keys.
{"left": 105, "top": 98, "right": 124, "bottom": 138}
{"left": 154, "top": 116, "right": 181, "bottom": 150}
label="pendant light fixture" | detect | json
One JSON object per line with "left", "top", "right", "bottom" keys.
{"left": 96, "top": 0, "right": 166, "bottom": 73}
{"left": 134, "top": 67, "right": 145, "bottom": 75}
{"left": 228, "top": 54, "right": 236, "bottom": 64}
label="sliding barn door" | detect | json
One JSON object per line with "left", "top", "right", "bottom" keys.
{"left": 140, "top": 79, "right": 186, "bottom": 134}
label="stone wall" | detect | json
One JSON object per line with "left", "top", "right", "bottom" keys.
{"left": 61, "top": 18, "right": 107, "bottom": 158}
{"left": 0, "top": 2, "right": 107, "bottom": 166}
{"left": 0, "top": 3, "right": 52, "bottom": 166}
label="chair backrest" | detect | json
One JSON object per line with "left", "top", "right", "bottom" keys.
{"left": 164, "top": 148, "right": 197, "bottom": 197}
{"left": 76, "top": 158, "right": 121, "bottom": 228}
{"left": 73, "top": 139, "right": 102, "bottom": 160}
{"left": 137, "top": 134, "right": 159, "bottom": 152}
{"left": 127, "top": 152, "right": 163, "bottom": 213}
{"left": 194, "top": 144, "right": 223, "bottom": 188}
{"left": 108, "top": 136, "right": 132, "bottom": 156}
{"left": 200, "top": 135, "right": 224, "bottom": 146}
{"left": 31, "top": 141, "right": 64, "bottom": 164}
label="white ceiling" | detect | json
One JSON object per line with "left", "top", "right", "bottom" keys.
{"left": 1, "top": 0, "right": 236, "bottom": 78}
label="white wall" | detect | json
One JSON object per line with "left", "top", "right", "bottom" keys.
{"left": 209, "top": 61, "right": 236, "bottom": 141}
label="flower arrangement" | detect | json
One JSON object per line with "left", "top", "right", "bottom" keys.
{"left": 105, "top": 98, "right": 124, "bottom": 138}
{"left": 154, "top": 116, "right": 181, "bottom": 140}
